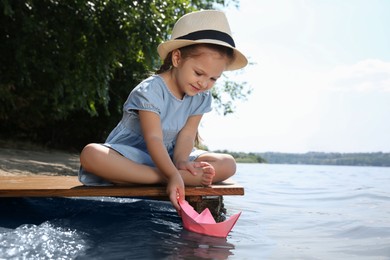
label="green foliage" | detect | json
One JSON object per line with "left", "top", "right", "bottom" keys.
{"left": 0, "top": 0, "right": 245, "bottom": 150}
{"left": 211, "top": 72, "right": 251, "bottom": 115}
{"left": 214, "top": 150, "right": 267, "bottom": 163}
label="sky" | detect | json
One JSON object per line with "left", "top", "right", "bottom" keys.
{"left": 199, "top": 0, "right": 390, "bottom": 153}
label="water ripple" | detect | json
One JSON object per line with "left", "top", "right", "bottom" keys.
{"left": 0, "top": 222, "right": 87, "bottom": 259}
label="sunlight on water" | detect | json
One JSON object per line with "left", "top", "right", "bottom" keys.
{"left": 0, "top": 222, "right": 87, "bottom": 259}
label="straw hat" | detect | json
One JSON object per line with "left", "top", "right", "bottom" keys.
{"left": 157, "top": 10, "right": 248, "bottom": 71}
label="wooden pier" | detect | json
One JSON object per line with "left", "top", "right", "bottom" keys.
{"left": 0, "top": 176, "right": 244, "bottom": 221}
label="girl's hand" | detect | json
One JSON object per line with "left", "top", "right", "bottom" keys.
{"left": 167, "top": 172, "right": 185, "bottom": 214}
{"left": 176, "top": 161, "right": 210, "bottom": 176}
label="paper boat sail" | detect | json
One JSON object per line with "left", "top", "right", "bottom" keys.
{"left": 179, "top": 200, "right": 241, "bottom": 238}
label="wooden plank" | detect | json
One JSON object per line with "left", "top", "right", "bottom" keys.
{"left": 0, "top": 176, "right": 244, "bottom": 198}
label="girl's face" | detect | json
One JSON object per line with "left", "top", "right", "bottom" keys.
{"left": 170, "top": 46, "right": 229, "bottom": 98}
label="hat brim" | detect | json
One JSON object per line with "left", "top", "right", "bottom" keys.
{"left": 157, "top": 39, "right": 248, "bottom": 71}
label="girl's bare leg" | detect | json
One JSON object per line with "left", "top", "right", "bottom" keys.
{"left": 80, "top": 143, "right": 165, "bottom": 184}
{"left": 80, "top": 143, "right": 213, "bottom": 186}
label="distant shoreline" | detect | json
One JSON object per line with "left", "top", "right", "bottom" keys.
{"left": 231, "top": 151, "right": 390, "bottom": 167}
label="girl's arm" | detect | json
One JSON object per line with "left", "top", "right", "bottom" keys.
{"left": 173, "top": 114, "right": 203, "bottom": 173}
{"left": 138, "top": 110, "right": 184, "bottom": 213}
{"left": 174, "top": 114, "right": 216, "bottom": 187}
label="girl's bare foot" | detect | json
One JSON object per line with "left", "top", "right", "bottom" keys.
{"left": 179, "top": 161, "right": 216, "bottom": 186}
{"left": 199, "top": 162, "right": 216, "bottom": 186}
{"left": 191, "top": 161, "right": 216, "bottom": 186}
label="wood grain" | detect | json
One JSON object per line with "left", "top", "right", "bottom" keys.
{"left": 0, "top": 176, "right": 244, "bottom": 198}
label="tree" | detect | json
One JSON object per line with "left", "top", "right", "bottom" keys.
{"left": 0, "top": 0, "right": 249, "bottom": 150}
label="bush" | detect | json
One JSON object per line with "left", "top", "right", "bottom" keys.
{"left": 1, "top": 0, "right": 234, "bottom": 150}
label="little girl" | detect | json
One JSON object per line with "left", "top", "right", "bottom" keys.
{"left": 79, "top": 10, "right": 248, "bottom": 213}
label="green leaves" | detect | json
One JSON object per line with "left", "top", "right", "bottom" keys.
{"left": 211, "top": 72, "right": 252, "bottom": 115}
{"left": 0, "top": 0, "right": 245, "bottom": 149}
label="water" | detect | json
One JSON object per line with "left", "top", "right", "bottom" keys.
{"left": 1, "top": 164, "right": 389, "bottom": 259}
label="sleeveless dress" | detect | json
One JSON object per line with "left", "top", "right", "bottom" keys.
{"left": 79, "top": 75, "right": 212, "bottom": 185}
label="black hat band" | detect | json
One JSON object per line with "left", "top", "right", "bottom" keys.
{"left": 175, "top": 30, "right": 235, "bottom": 47}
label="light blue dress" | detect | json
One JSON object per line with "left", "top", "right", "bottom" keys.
{"left": 79, "top": 75, "right": 212, "bottom": 185}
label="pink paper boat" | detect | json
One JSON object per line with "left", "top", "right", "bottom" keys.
{"left": 179, "top": 200, "right": 241, "bottom": 238}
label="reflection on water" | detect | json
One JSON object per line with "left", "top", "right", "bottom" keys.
{"left": 0, "top": 197, "right": 236, "bottom": 259}
{"left": 165, "top": 230, "right": 235, "bottom": 259}
{"left": 1, "top": 164, "right": 390, "bottom": 259}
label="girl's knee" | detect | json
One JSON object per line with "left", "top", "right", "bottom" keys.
{"left": 80, "top": 143, "right": 103, "bottom": 171}
{"left": 222, "top": 154, "right": 236, "bottom": 177}
{"left": 208, "top": 153, "right": 237, "bottom": 179}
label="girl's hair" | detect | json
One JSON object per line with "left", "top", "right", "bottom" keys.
{"left": 156, "top": 43, "right": 235, "bottom": 74}
{"left": 194, "top": 131, "right": 202, "bottom": 148}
